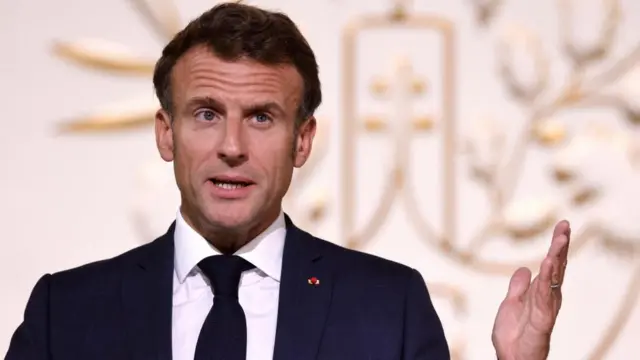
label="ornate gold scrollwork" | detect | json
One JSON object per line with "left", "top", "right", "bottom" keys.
{"left": 342, "top": 0, "right": 640, "bottom": 357}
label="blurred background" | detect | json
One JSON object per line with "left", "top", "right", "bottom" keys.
{"left": 2, "top": 0, "right": 640, "bottom": 358}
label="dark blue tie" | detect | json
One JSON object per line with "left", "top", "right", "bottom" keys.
{"left": 195, "top": 255, "right": 255, "bottom": 360}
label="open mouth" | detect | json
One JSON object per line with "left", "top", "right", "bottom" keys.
{"left": 209, "top": 177, "right": 255, "bottom": 190}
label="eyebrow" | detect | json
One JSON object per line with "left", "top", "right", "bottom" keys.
{"left": 185, "top": 96, "right": 224, "bottom": 112}
{"left": 185, "top": 96, "right": 286, "bottom": 117}
{"left": 245, "top": 101, "right": 286, "bottom": 117}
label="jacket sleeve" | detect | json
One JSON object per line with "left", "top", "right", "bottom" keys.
{"left": 402, "top": 268, "right": 451, "bottom": 360}
{"left": 5, "top": 274, "right": 52, "bottom": 360}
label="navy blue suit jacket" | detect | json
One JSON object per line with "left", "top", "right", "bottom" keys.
{"left": 6, "top": 215, "right": 450, "bottom": 359}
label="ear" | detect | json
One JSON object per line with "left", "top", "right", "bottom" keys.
{"left": 155, "top": 109, "right": 174, "bottom": 162}
{"left": 293, "top": 116, "right": 317, "bottom": 168}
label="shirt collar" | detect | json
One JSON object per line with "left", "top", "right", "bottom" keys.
{"left": 173, "top": 209, "right": 286, "bottom": 284}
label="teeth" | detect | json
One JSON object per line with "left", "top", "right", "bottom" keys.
{"left": 213, "top": 181, "right": 247, "bottom": 190}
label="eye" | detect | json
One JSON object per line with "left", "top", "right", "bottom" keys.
{"left": 195, "top": 109, "right": 217, "bottom": 121}
{"left": 253, "top": 113, "right": 272, "bottom": 124}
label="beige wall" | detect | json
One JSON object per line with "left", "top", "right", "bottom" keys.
{"left": 2, "top": 0, "right": 640, "bottom": 358}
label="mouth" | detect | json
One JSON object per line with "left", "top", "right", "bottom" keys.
{"left": 209, "top": 179, "right": 254, "bottom": 189}
{"left": 208, "top": 176, "right": 256, "bottom": 194}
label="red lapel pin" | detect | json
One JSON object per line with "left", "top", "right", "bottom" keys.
{"left": 308, "top": 276, "right": 320, "bottom": 285}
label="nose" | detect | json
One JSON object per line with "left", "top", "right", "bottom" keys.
{"left": 217, "top": 118, "right": 248, "bottom": 167}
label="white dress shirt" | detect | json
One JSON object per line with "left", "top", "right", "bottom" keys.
{"left": 171, "top": 210, "right": 286, "bottom": 360}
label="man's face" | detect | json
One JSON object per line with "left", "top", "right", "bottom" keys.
{"left": 155, "top": 45, "right": 316, "bottom": 238}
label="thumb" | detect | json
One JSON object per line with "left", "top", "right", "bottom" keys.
{"left": 506, "top": 267, "right": 532, "bottom": 300}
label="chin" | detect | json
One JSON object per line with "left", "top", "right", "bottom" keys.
{"left": 203, "top": 205, "right": 257, "bottom": 231}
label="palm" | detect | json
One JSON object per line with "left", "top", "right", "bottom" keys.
{"left": 491, "top": 221, "right": 570, "bottom": 360}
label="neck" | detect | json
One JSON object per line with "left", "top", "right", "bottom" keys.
{"left": 179, "top": 205, "right": 281, "bottom": 255}
{"left": 205, "top": 227, "right": 255, "bottom": 254}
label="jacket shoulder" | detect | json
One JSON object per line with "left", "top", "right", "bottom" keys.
{"left": 311, "top": 235, "right": 417, "bottom": 280}
{"left": 46, "top": 231, "right": 172, "bottom": 295}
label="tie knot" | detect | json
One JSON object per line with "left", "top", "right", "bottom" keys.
{"left": 198, "top": 255, "right": 255, "bottom": 298}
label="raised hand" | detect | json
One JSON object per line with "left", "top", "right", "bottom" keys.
{"left": 491, "top": 220, "right": 571, "bottom": 360}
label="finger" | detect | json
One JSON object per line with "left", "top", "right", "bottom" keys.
{"left": 547, "top": 220, "right": 570, "bottom": 258}
{"left": 505, "top": 267, "right": 532, "bottom": 301}
{"left": 537, "top": 257, "right": 554, "bottom": 296}
{"left": 547, "top": 221, "right": 571, "bottom": 287}
{"left": 551, "top": 219, "right": 570, "bottom": 240}
{"left": 534, "top": 258, "right": 563, "bottom": 320}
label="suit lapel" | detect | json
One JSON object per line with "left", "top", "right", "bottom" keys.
{"left": 273, "top": 215, "right": 333, "bottom": 360}
{"left": 121, "top": 223, "right": 175, "bottom": 360}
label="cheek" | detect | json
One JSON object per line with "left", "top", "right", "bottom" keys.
{"left": 251, "top": 136, "right": 295, "bottom": 182}
{"left": 174, "top": 131, "right": 216, "bottom": 179}
{"left": 276, "top": 144, "right": 297, "bottom": 190}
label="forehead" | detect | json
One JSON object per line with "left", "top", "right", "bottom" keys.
{"left": 171, "top": 45, "right": 303, "bottom": 109}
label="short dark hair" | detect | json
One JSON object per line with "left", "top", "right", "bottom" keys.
{"left": 152, "top": 2, "right": 322, "bottom": 124}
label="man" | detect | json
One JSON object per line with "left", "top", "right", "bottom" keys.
{"left": 5, "top": 3, "right": 571, "bottom": 360}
